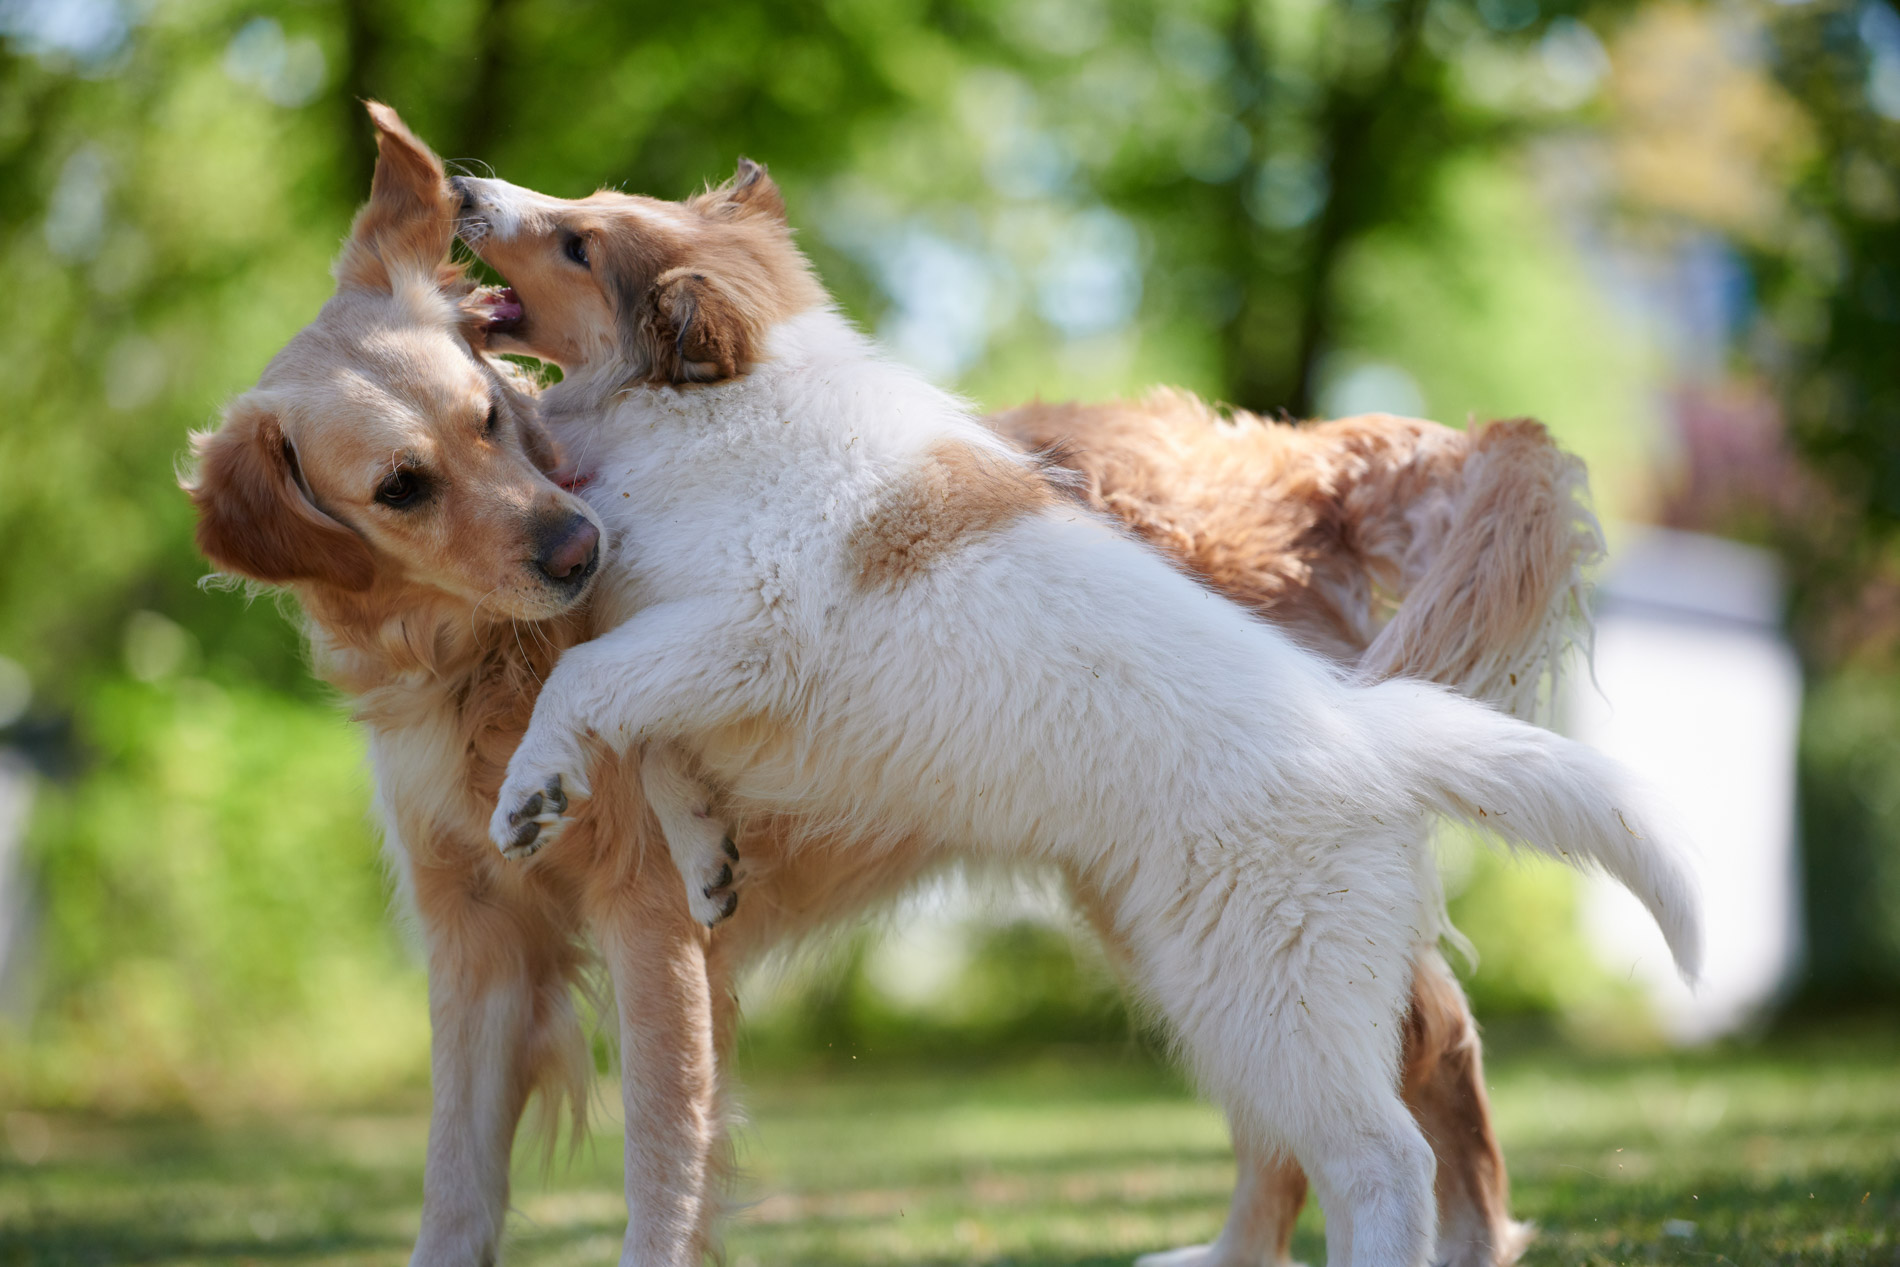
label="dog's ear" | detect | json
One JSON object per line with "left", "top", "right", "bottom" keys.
{"left": 188, "top": 400, "right": 377, "bottom": 592}
{"left": 688, "top": 157, "right": 786, "bottom": 225}
{"left": 335, "top": 101, "right": 455, "bottom": 291}
{"left": 631, "top": 267, "right": 755, "bottom": 384}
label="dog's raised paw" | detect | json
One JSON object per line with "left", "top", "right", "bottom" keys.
{"left": 496, "top": 775, "right": 571, "bottom": 860}
{"left": 686, "top": 837, "right": 741, "bottom": 927}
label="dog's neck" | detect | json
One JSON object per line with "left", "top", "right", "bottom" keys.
{"left": 297, "top": 581, "right": 586, "bottom": 739}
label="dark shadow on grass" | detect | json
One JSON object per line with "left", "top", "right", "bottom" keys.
{"left": 1523, "top": 1159, "right": 1900, "bottom": 1267}
{"left": 728, "top": 1144, "right": 1240, "bottom": 1193}
{"left": 0, "top": 1216, "right": 406, "bottom": 1266}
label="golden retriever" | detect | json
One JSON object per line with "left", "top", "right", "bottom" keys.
{"left": 182, "top": 104, "right": 1617, "bottom": 1267}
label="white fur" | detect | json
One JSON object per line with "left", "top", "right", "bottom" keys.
{"left": 493, "top": 308, "right": 1701, "bottom": 1267}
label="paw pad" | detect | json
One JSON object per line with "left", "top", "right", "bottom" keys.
{"left": 501, "top": 776, "right": 570, "bottom": 861}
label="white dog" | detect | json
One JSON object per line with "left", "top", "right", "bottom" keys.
{"left": 457, "top": 164, "right": 1700, "bottom": 1267}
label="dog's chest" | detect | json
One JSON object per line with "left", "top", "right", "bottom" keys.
{"left": 573, "top": 408, "right": 866, "bottom": 620}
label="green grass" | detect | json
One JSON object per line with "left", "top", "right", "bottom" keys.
{"left": 3, "top": 1027, "right": 1897, "bottom": 1266}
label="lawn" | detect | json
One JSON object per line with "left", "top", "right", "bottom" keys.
{"left": 3, "top": 1026, "right": 1896, "bottom": 1266}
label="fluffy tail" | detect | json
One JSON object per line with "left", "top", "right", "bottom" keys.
{"left": 1370, "top": 679, "right": 1703, "bottom": 983}
{"left": 1354, "top": 417, "right": 1604, "bottom": 721}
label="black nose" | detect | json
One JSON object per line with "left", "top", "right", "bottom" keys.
{"left": 535, "top": 513, "right": 600, "bottom": 586}
{"left": 450, "top": 175, "right": 475, "bottom": 214}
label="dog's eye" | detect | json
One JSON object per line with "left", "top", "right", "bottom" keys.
{"left": 484, "top": 400, "right": 501, "bottom": 436}
{"left": 564, "top": 234, "right": 589, "bottom": 268}
{"left": 376, "top": 467, "right": 429, "bottom": 509}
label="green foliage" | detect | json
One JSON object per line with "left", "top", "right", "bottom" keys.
{"left": 1446, "top": 845, "right": 1638, "bottom": 1022}
{"left": 1330, "top": 155, "right": 1660, "bottom": 513}
{"left": 0, "top": 0, "right": 1673, "bottom": 1106}
{"left": 1797, "top": 667, "right": 1900, "bottom": 1005}
{"left": 737, "top": 916, "right": 1136, "bottom": 1067}
{"left": 2, "top": 660, "right": 427, "bottom": 1107}
{"left": 1759, "top": 0, "right": 1900, "bottom": 540}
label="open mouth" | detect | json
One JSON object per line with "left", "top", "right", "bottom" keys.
{"left": 472, "top": 285, "right": 524, "bottom": 334}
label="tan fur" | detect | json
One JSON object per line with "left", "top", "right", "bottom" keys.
{"left": 334, "top": 102, "right": 461, "bottom": 294}
{"left": 849, "top": 441, "right": 1057, "bottom": 588}
{"left": 993, "top": 392, "right": 1452, "bottom": 661}
{"left": 234, "top": 388, "right": 1556, "bottom": 1263}
{"left": 189, "top": 106, "right": 1600, "bottom": 1267}
{"left": 1356, "top": 419, "right": 1601, "bottom": 719}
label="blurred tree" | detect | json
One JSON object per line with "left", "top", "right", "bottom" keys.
{"left": 1757, "top": 0, "right": 1900, "bottom": 1005}
{"left": 1760, "top": 0, "right": 1900, "bottom": 548}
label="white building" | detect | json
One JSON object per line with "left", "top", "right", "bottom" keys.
{"left": 1567, "top": 527, "right": 1804, "bottom": 1043}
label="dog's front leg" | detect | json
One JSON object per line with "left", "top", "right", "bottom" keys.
{"left": 412, "top": 971, "right": 527, "bottom": 1267}
{"left": 410, "top": 862, "right": 586, "bottom": 1267}
{"left": 596, "top": 878, "right": 723, "bottom": 1267}
{"left": 491, "top": 597, "right": 767, "bottom": 860}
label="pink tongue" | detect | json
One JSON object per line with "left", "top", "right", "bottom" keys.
{"left": 489, "top": 296, "right": 523, "bottom": 323}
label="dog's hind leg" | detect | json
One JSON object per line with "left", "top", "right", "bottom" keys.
{"left": 1121, "top": 835, "right": 1438, "bottom": 1267}
{"left": 1274, "top": 1062, "right": 1429, "bottom": 1267}
{"left": 408, "top": 855, "right": 589, "bottom": 1267}
{"left": 1403, "top": 950, "right": 1535, "bottom": 1267}
{"left": 1133, "top": 1127, "right": 1311, "bottom": 1267}
{"left": 1137, "top": 945, "right": 1534, "bottom": 1267}
{"left": 1075, "top": 866, "right": 1309, "bottom": 1267}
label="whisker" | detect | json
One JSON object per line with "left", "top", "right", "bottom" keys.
{"left": 528, "top": 618, "right": 558, "bottom": 662}
{"left": 512, "top": 618, "right": 546, "bottom": 687}
{"left": 470, "top": 583, "right": 506, "bottom": 642}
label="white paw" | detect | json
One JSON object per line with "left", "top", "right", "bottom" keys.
{"left": 648, "top": 769, "right": 742, "bottom": 926}
{"left": 490, "top": 731, "right": 591, "bottom": 859}
{"left": 1133, "top": 1247, "right": 1306, "bottom": 1267}
{"left": 1134, "top": 1248, "right": 1216, "bottom": 1267}
{"left": 680, "top": 831, "right": 740, "bottom": 927}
